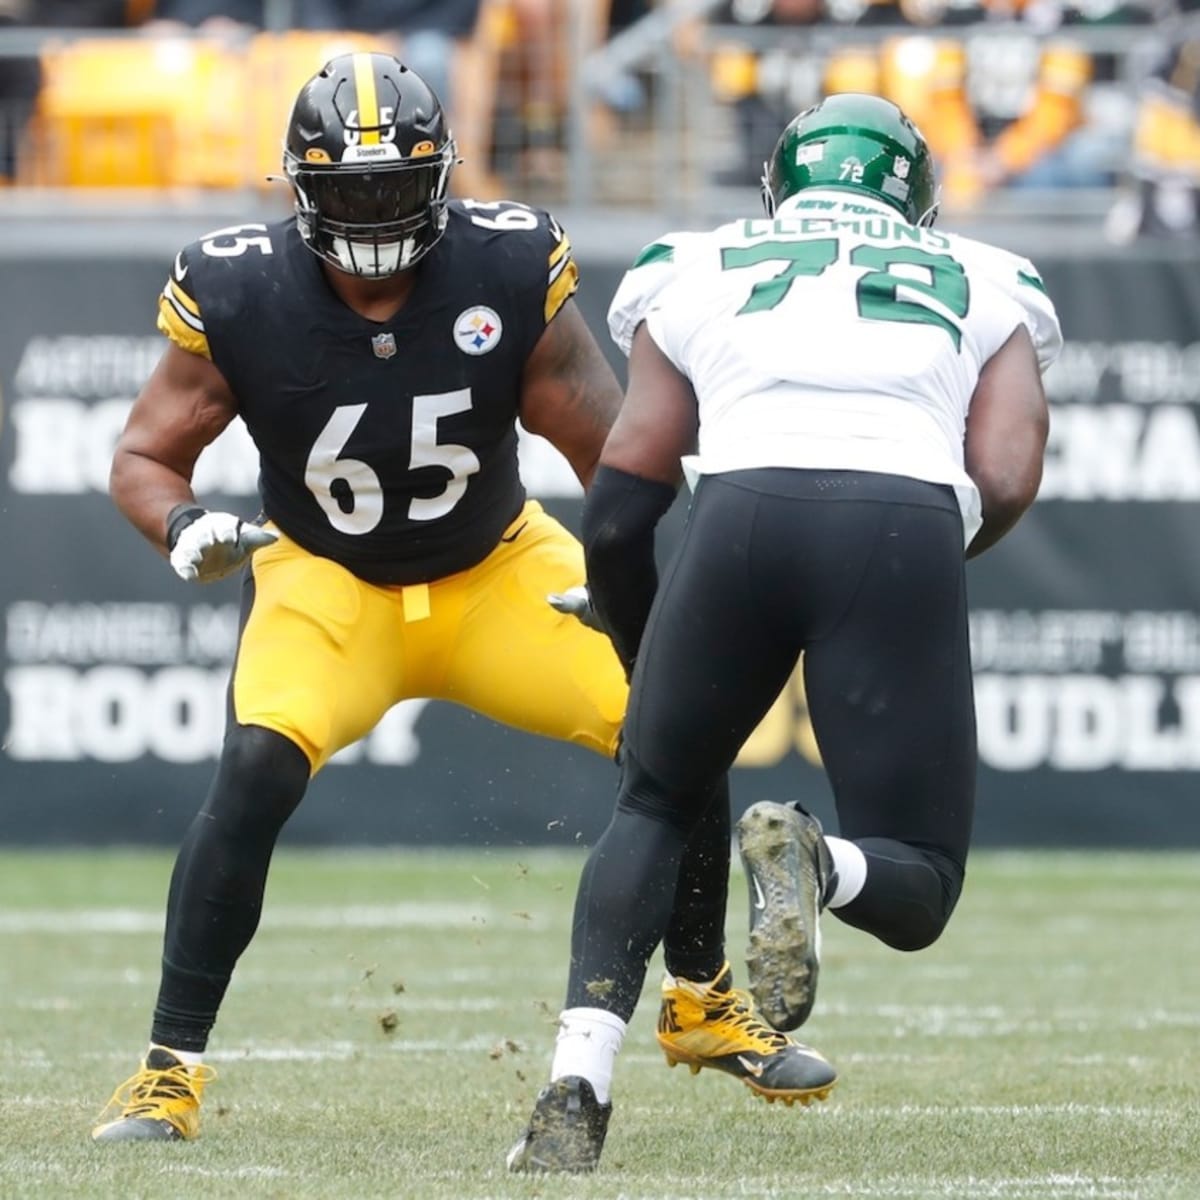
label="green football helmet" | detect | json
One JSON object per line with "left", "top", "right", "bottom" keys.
{"left": 761, "top": 93, "right": 939, "bottom": 227}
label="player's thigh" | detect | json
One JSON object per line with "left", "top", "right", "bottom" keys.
{"left": 445, "top": 502, "right": 627, "bottom": 756}
{"left": 234, "top": 535, "right": 402, "bottom": 771}
{"left": 624, "top": 482, "right": 800, "bottom": 792}
{"left": 804, "top": 500, "right": 975, "bottom": 858}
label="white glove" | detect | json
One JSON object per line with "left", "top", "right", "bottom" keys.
{"left": 547, "top": 584, "right": 604, "bottom": 632}
{"left": 169, "top": 510, "right": 278, "bottom": 583}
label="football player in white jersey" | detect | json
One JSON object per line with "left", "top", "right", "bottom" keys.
{"left": 509, "top": 93, "right": 1061, "bottom": 1173}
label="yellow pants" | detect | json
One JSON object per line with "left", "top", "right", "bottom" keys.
{"left": 235, "top": 501, "right": 627, "bottom": 772}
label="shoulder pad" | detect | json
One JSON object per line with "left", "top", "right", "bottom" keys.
{"left": 607, "top": 232, "right": 705, "bottom": 357}
{"left": 155, "top": 223, "right": 280, "bottom": 359}
{"left": 541, "top": 208, "right": 579, "bottom": 324}
{"left": 452, "top": 199, "right": 579, "bottom": 326}
{"left": 156, "top": 242, "right": 209, "bottom": 359}
{"left": 948, "top": 233, "right": 1064, "bottom": 374}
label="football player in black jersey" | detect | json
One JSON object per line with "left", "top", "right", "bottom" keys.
{"left": 91, "top": 52, "right": 829, "bottom": 1148}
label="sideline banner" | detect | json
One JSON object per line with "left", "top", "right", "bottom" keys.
{"left": 2, "top": 248, "right": 1199, "bottom": 846}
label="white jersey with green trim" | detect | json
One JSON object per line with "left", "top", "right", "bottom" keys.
{"left": 607, "top": 189, "right": 1062, "bottom": 546}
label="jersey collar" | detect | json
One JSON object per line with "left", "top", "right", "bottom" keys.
{"left": 774, "top": 189, "right": 904, "bottom": 220}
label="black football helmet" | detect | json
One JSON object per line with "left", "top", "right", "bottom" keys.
{"left": 283, "top": 53, "right": 457, "bottom": 278}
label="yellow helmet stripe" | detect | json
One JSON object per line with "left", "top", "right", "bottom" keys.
{"left": 353, "top": 53, "right": 381, "bottom": 145}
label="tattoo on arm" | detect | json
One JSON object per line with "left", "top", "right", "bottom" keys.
{"left": 522, "top": 303, "right": 623, "bottom": 444}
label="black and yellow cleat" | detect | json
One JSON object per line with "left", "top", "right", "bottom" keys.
{"left": 507, "top": 1075, "right": 613, "bottom": 1173}
{"left": 737, "top": 800, "right": 836, "bottom": 1032}
{"left": 91, "top": 1047, "right": 215, "bottom": 1142}
{"left": 657, "top": 964, "right": 837, "bottom": 1106}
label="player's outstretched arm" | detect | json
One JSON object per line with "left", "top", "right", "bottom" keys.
{"left": 964, "top": 324, "right": 1050, "bottom": 559}
{"left": 110, "top": 341, "right": 241, "bottom": 559}
{"left": 518, "top": 299, "right": 625, "bottom": 490}
{"left": 580, "top": 324, "right": 694, "bottom": 673}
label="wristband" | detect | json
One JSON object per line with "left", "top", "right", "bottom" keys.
{"left": 165, "top": 504, "right": 207, "bottom": 552}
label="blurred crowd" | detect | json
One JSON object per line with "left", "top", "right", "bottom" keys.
{"left": 0, "top": 0, "right": 644, "bottom": 200}
{"left": 697, "top": 0, "right": 1200, "bottom": 237}
{"left": 0, "top": 0, "right": 1197, "bottom": 238}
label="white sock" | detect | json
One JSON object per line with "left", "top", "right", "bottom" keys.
{"left": 149, "top": 1042, "right": 204, "bottom": 1068}
{"left": 824, "top": 836, "right": 868, "bottom": 909}
{"left": 549, "top": 1007, "right": 627, "bottom": 1104}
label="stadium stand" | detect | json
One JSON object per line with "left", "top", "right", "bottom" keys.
{"left": 1107, "top": 8, "right": 1200, "bottom": 238}
{"left": 690, "top": 0, "right": 1165, "bottom": 216}
{"left": 0, "top": 0, "right": 1194, "bottom": 236}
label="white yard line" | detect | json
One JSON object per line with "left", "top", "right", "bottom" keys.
{"left": 0, "top": 902, "right": 501, "bottom": 934}
{"left": 795, "top": 1179, "right": 1144, "bottom": 1199}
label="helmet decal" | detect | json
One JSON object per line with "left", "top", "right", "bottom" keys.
{"left": 839, "top": 157, "right": 865, "bottom": 183}
{"left": 350, "top": 52, "right": 384, "bottom": 146}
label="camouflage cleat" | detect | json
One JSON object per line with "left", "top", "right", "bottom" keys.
{"left": 657, "top": 964, "right": 837, "bottom": 1106}
{"left": 92, "top": 1047, "right": 215, "bottom": 1143}
{"left": 737, "top": 800, "right": 836, "bottom": 1032}
{"left": 507, "top": 1075, "right": 613, "bottom": 1173}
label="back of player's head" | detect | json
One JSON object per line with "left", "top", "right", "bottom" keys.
{"left": 762, "top": 93, "right": 938, "bottom": 227}
{"left": 283, "top": 52, "right": 457, "bottom": 277}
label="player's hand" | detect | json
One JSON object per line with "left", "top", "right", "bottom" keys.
{"left": 547, "top": 584, "right": 604, "bottom": 632}
{"left": 168, "top": 510, "right": 278, "bottom": 583}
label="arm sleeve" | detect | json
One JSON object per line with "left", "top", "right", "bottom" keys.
{"left": 582, "top": 464, "right": 679, "bottom": 676}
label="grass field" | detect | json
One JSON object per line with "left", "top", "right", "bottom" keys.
{"left": 1, "top": 847, "right": 1197, "bottom": 1200}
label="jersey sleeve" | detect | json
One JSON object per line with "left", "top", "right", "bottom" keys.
{"left": 954, "top": 234, "right": 1063, "bottom": 374}
{"left": 155, "top": 244, "right": 211, "bottom": 359}
{"left": 1007, "top": 256, "right": 1063, "bottom": 375}
{"left": 607, "top": 233, "right": 700, "bottom": 358}
{"left": 495, "top": 205, "right": 580, "bottom": 357}
{"left": 542, "top": 211, "right": 579, "bottom": 325}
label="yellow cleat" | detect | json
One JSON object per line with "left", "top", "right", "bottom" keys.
{"left": 657, "top": 963, "right": 836, "bottom": 1105}
{"left": 92, "top": 1047, "right": 216, "bottom": 1142}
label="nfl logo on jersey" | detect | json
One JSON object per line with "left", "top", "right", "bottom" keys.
{"left": 371, "top": 332, "right": 397, "bottom": 359}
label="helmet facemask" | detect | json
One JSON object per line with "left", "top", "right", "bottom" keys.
{"left": 287, "top": 144, "right": 456, "bottom": 278}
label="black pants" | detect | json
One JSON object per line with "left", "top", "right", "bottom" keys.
{"left": 630, "top": 468, "right": 974, "bottom": 855}
{"left": 567, "top": 469, "right": 976, "bottom": 1017}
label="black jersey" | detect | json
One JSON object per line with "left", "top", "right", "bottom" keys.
{"left": 156, "top": 200, "right": 580, "bottom": 584}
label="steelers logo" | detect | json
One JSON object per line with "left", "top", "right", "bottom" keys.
{"left": 453, "top": 306, "right": 503, "bottom": 356}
